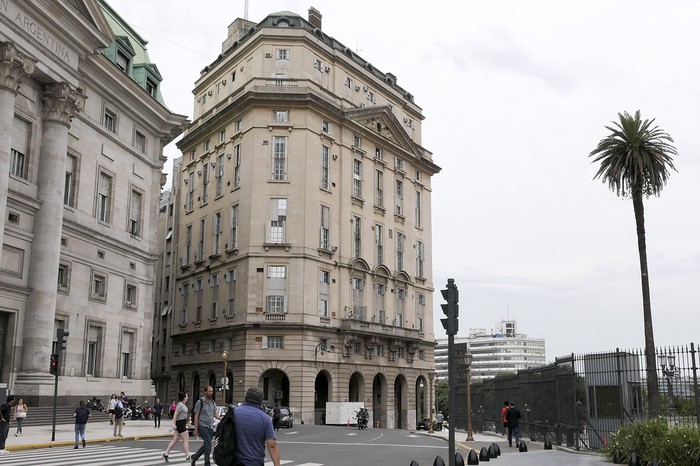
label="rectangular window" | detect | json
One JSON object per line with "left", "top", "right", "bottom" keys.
{"left": 267, "top": 198, "right": 287, "bottom": 243}
{"left": 195, "top": 278, "right": 203, "bottom": 322}
{"left": 233, "top": 144, "right": 241, "bottom": 188}
{"left": 120, "top": 332, "right": 131, "bottom": 378}
{"left": 10, "top": 117, "right": 30, "bottom": 179}
{"left": 181, "top": 283, "right": 189, "bottom": 325}
{"left": 395, "top": 179, "right": 404, "bottom": 216}
{"left": 352, "top": 277, "right": 364, "bottom": 318}
{"left": 229, "top": 204, "right": 239, "bottom": 250}
{"left": 91, "top": 272, "right": 107, "bottom": 301}
{"left": 266, "top": 265, "right": 287, "bottom": 314}
{"left": 353, "top": 135, "right": 361, "bottom": 148}
{"left": 375, "top": 170, "right": 383, "bottom": 207}
{"left": 216, "top": 154, "right": 224, "bottom": 196}
{"left": 226, "top": 269, "right": 236, "bottom": 318}
{"left": 396, "top": 232, "right": 405, "bottom": 271}
{"left": 319, "top": 270, "right": 330, "bottom": 317}
{"left": 273, "top": 110, "right": 288, "bottom": 122}
{"left": 322, "top": 120, "right": 330, "bottom": 133}
{"left": 321, "top": 145, "right": 329, "bottom": 190}
{"left": 204, "top": 140, "right": 210, "bottom": 152}
{"left": 416, "top": 191, "right": 422, "bottom": 228}
{"left": 417, "top": 241, "right": 425, "bottom": 278}
{"left": 190, "top": 149, "right": 196, "bottom": 161}
{"left": 235, "top": 120, "right": 242, "bottom": 132}
{"left": 375, "top": 224, "right": 383, "bottom": 265}
{"left": 97, "top": 171, "right": 113, "bottom": 223}
{"left": 213, "top": 211, "right": 222, "bottom": 254}
{"left": 376, "top": 345, "right": 384, "bottom": 357}
{"left": 58, "top": 263, "right": 70, "bottom": 291}
{"left": 314, "top": 58, "right": 322, "bottom": 71}
{"left": 125, "top": 283, "right": 138, "bottom": 308}
{"left": 197, "top": 218, "right": 206, "bottom": 260}
{"left": 272, "top": 136, "right": 287, "bottom": 180}
{"left": 146, "top": 78, "right": 157, "bottom": 97}
{"left": 86, "top": 326, "right": 100, "bottom": 377}
{"left": 276, "top": 49, "right": 289, "bottom": 60}
{"left": 186, "top": 172, "right": 195, "bottom": 211}
{"left": 202, "top": 159, "right": 210, "bottom": 204}
{"left": 64, "top": 154, "right": 77, "bottom": 207}
{"left": 134, "top": 131, "right": 146, "bottom": 153}
{"left": 353, "top": 216, "right": 361, "bottom": 259}
{"left": 375, "top": 147, "right": 383, "bottom": 160}
{"left": 395, "top": 288, "right": 405, "bottom": 327}
{"left": 219, "top": 129, "right": 226, "bottom": 143}
{"left": 395, "top": 157, "right": 404, "bottom": 171}
{"left": 185, "top": 225, "right": 192, "bottom": 265}
{"left": 375, "top": 283, "right": 385, "bottom": 322}
{"left": 353, "top": 159, "right": 363, "bottom": 198}
{"left": 116, "top": 51, "right": 129, "bottom": 72}
{"left": 104, "top": 108, "right": 116, "bottom": 133}
{"left": 265, "top": 336, "right": 284, "bottom": 349}
{"left": 368, "top": 91, "right": 375, "bottom": 103}
{"left": 320, "top": 205, "right": 330, "bottom": 250}
{"left": 345, "top": 76, "right": 352, "bottom": 88}
{"left": 129, "top": 189, "right": 143, "bottom": 236}
{"left": 211, "top": 273, "right": 219, "bottom": 320}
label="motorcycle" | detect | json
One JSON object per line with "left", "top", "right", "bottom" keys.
{"left": 87, "top": 397, "right": 105, "bottom": 412}
{"left": 142, "top": 405, "right": 156, "bottom": 421}
{"left": 356, "top": 409, "right": 369, "bottom": 430}
{"left": 129, "top": 405, "right": 145, "bottom": 420}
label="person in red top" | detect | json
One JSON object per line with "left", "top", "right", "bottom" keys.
{"left": 501, "top": 401, "right": 510, "bottom": 437}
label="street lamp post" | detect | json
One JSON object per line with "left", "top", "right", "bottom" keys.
{"left": 658, "top": 353, "right": 680, "bottom": 419}
{"left": 428, "top": 371, "right": 435, "bottom": 434}
{"left": 464, "top": 352, "right": 474, "bottom": 441}
{"left": 221, "top": 350, "right": 229, "bottom": 406}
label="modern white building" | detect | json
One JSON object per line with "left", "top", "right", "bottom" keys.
{"left": 0, "top": 0, "right": 186, "bottom": 405}
{"left": 435, "top": 320, "right": 546, "bottom": 381}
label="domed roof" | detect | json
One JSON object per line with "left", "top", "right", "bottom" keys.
{"left": 270, "top": 11, "right": 301, "bottom": 17}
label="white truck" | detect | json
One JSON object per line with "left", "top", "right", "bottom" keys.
{"left": 324, "top": 402, "right": 365, "bottom": 426}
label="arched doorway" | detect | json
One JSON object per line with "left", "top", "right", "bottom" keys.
{"left": 177, "top": 372, "right": 186, "bottom": 394}
{"left": 208, "top": 373, "right": 217, "bottom": 403}
{"left": 315, "top": 371, "right": 332, "bottom": 425}
{"left": 349, "top": 372, "right": 365, "bottom": 402}
{"left": 226, "top": 371, "right": 234, "bottom": 405}
{"left": 394, "top": 374, "right": 408, "bottom": 429}
{"left": 192, "top": 372, "right": 200, "bottom": 403}
{"left": 259, "top": 369, "right": 290, "bottom": 407}
{"left": 372, "top": 373, "right": 387, "bottom": 428}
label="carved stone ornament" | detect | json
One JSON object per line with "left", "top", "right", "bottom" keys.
{"left": 42, "top": 82, "right": 87, "bottom": 125}
{"left": 0, "top": 41, "right": 36, "bottom": 93}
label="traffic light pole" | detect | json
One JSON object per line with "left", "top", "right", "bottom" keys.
{"left": 51, "top": 328, "right": 69, "bottom": 442}
{"left": 440, "top": 278, "right": 459, "bottom": 466}
{"left": 51, "top": 369, "right": 58, "bottom": 441}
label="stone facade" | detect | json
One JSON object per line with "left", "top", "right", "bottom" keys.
{"left": 153, "top": 9, "right": 439, "bottom": 428}
{"left": 0, "top": 0, "right": 186, "bottom": 406}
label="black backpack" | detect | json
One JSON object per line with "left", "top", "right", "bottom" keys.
{"left": 213, "top": 408, "right": 238, "bottom": 466}
{"left": 114, "top": 402, "right": 123, "bottom": 418}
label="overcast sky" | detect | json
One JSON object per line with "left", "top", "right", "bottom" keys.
{"left": 107, "top": 0, "right": 700, "bottom": 361}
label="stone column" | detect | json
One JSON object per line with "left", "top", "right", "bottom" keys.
{"left": 0, "top": 41, "right": 35, "bottom": 264}
{"left": 19, "top": 82, "right": 85, "bottom": 378}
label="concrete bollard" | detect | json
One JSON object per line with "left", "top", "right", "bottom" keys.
{"left": 612, "top": 449, "right": 622, "bottom": 464}
{"left": 518, "top": 441, "right": 528, "bottom": 452}
{"left": 455, "top": 452, "right": 465, "bottom": 466}
{"left": 467, "top": 449, "right": 480, "bottom": 465}
{"left": 544, "top": 438, "right": 552, "bottom": 450}
{"left": 487, "top": 444, "right": 497, "bottom": 458}
{"left": 478, "top": 447, "right": 490, "bottom": 462}
{"left": 493, "top": 444, "right": 501, "bottom": 456}
{"left": 410, "top": 461, "right": 420, "bottom": 466}
{"left": 628, "top": 453, "right": 640, "bottom": 466}
{"left": 433, "top": 455, "right": 446, "bottom": 466}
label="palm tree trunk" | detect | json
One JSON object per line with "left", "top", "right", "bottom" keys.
{"left": 632, "top": 192, "right": 661, "bottom": 417}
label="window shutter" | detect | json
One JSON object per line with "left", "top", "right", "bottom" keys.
{"left": 12, "top": 117, "right": 29, "bottom": 154}
{"left": 262, "top": 336, "right": 268, "bottom": 348}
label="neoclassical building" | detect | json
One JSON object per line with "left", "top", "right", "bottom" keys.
{"left": 153, "top": 8, "right": 440, "bottom": 428}
{"left": 0, "top": 0, "right": 186, "bottom": 405}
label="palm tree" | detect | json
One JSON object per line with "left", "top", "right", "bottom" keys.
{"left": 589, "top": 110, "right": 678, "bottom": 418}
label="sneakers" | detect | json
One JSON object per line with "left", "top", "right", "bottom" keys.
{"left": 185, "top": 454, "right": 191, "bottom": 461}
{"left": 74, "top": 445, "right": 79, "bottom": 449}
{"left": 161, "top": 452, "right": 169, "bottom": 463}
{"left": 190, "top": 456, "right": 196, "bottom": 466}
{"left": 0, "top": 450, "right": 8, "bottom": 455}
{"left": 82, "top": 439, "right": 86, "bottom": 448}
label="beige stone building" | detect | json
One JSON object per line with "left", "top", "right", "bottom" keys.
{"left": 153, "top": 9, "right": 440, "bottom": 428}
{"left": 0, "top": 0, "right": 186, "bottom": 405}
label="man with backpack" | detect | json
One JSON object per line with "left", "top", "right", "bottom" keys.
{"left": 223, "top": 387, "right": 279, "bottom": 466}
{"left": 73, "top": 400, "right": 90, "bottom": 448}
{"left": 191, "top": 386, "right": 221, "bottom": 466}
{"left": 113, "top": 395, "right": 125, "bottom": 437}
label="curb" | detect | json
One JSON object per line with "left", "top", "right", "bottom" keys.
{"left": 7, "top": 432, "right": 172, "bottom": 451}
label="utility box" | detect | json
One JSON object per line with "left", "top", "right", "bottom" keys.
{"left": 325, "top": 402, "right": 364, "bottom": 425}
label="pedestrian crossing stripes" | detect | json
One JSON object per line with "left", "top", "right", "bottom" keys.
{"left": 5, "top": 444, "right": 324, "bottom": 466}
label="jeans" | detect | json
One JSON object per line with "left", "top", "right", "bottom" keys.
{"left": 154, "top": 413, "right": 161, "bottom": 427}
{"left": 15, "top": 417, "right": 23, "bottom": 435}
{"left": 508, "top": 425, "right": 521, "bottom": 445}
{"left": 75, "top": 423, "right": 86, "bottom": 445}
{"left": 193, "top": 425, "right": 214, "bottom": 465}
{"left": 113, "top": 416, "right": 123, "bottom": 436}
{"left": 0, "top": 420, "right": 9, "bottom": 449}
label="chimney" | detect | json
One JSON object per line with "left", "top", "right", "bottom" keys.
{"left": 308, "top": 7, "right": 322, "bottom": 29}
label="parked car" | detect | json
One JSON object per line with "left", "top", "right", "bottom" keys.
{"left": 416, "top": 418, "right": 437, "bottom": 431}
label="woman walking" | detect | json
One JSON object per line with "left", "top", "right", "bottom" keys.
{"left": 108, "top": 394, "right": 118, "bottom": 425}
{"left": 169, "top": 400, "right": 176, "bottom": 419}
{"left": 14, "top": 399, "right": 27, "bottom": 436}
{"left": 161, "top": 392, "right": 191, "bottom": 463}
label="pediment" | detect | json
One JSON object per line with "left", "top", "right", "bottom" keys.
{"left": 344, "top": 106, "right": 422, "bottom": 159}
{"left": 68, "top": 0, "right": 115, "bottom": 40}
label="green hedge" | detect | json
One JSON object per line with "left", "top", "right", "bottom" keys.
{"left": 603, "top": 418, "right": 700, "bottom": 465}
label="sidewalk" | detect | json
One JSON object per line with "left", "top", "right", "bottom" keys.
{"left": 6, "top": 418, "right": 172, "bottom": 451}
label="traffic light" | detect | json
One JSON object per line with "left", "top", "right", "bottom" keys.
{"left": 50, "top": 353, "right": 59, "bottom": 375}
{"left": 57, "top": 328, "right": 70, "bottom": 351}
{"left": 440, "top": 278, "right": 459, "bottom": 335}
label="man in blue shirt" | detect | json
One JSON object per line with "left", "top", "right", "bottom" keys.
{"left": 235, "top": 388, "right": 280, "bottom": 466}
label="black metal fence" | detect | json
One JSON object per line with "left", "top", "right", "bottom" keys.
{"left": 452, "top": 343, "right": 700, "bottom": 450}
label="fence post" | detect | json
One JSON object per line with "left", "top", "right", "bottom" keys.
{"left": 615, "top": 348, "right": 626, "bottom": 425}
{"left": 691, "top": 342, "right": 700, "bottom": 425}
